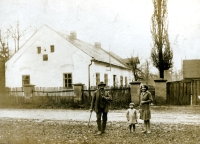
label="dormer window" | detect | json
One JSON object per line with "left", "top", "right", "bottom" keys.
{"left": 50, "top": 45, "right": 54, "bottom": 52}
{"left": 37, "top": 47, "right": 41, "bottom": 54}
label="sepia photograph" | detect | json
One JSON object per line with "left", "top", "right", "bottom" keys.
{"left": 0, "top": 0, "right": 200, "bottom": 143}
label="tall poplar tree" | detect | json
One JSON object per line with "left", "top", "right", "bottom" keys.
{"left": 151, "top": 0, "right": 173, "bottom": 79}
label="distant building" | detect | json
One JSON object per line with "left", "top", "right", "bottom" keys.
{"left": 121, "top": 57, "right": 140, "bottom": 65}
{"left": 183, "top": 59, "right": 200, "bottom": 80}
{"left": 5, "top": 25, "right": 133, "bottom": 88}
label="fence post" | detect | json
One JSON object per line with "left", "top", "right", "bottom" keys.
{"left": 23, "top": 84, "right": 35, "bottom": 103}
{"left": 129, "top": 82, "right": 141, "bottom": 105}
{"left": 154, "top": 80, "right": 167, "bottom": 105}
{"left": 73, "top": 83, "right": 84, "bottom": 104}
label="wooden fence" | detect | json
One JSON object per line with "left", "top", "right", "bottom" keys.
{"left": 82, "top": 86, "right": 131, "bottom": 108}
{"left": 0, "top": 87, "right": 74, "bottom": 107}
{"left": 167, "top": 80, "right": 200, "bottom": 105}
{"left": 1, "top": 86, "right": 132, "bottom": 108}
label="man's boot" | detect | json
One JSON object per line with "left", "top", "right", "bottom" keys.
{"left": 129, "top": 125, "right": 132, "bottom": 133}
{"left": 102, "top": 120, "right": 107, "bottom": 133}
{"left": 94, "top": 120, "right": 102, "bottom": 135}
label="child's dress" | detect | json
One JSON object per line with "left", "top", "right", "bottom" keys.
{"left": 126, "top": 108, "right": 137, "bottom": 124}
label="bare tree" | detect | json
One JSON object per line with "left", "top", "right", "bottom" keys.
{"left": 151, "top": 0, "right": 173, "bottom": 79}
{"left": 143, "top": 60, "right": 150, "bottom": 85}
{"left": 9, "top": 21, "right": 28, "bottom": 52}
{"left": 127, "top": 55, "right": 143, "bottom": 81}
{"left": 0, "top": 30, "right": 10, "bottom": 62}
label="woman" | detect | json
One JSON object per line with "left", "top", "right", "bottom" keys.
{"left": 139, "top": 85, "right": 153, "bottom": 134}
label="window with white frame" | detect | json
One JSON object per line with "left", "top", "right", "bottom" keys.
{"left": 104, "top": 74, "right": 108, "bottom": 86}
{"left": 37, "top": 47, "right": 41, "bottom": 54}
{"left": 22, "top": 75, "right": 30, "bottom": 86}
{"left": 63, "top": 73, "right": 72, "bottom": 88}
{"left": 50, "top": 45, "right": 54, "bottom": 52}
{"left": 96, "top": 73, "right": 100, "bottom": 86}
{"left": 125, "top": 76, "right": 127, "bottom": 86}
{"left": 113, "top": 75, "right": 116, "bottom": 87}
{"left": 120, "top": 76, "right": 123, "bottom": 86}
{"left": 43, "top": 54, "right": 48, "bottom": 61}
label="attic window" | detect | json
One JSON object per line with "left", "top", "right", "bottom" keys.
{"left": 37, "top": 47, "right": 41, "bottom": 54}
{"left": 43, "top": 54, "right": 48, "bottom": 61}
{"left": 50, "top": 45, "right": 54, "bottom": 52}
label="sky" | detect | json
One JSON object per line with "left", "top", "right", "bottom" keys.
{"left": 0, "top": 0, "right": 200, "bottom": 73}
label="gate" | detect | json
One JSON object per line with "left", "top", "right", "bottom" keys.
{"left": 167, "top": 80, "right": 200, "bottom": 105}
{"left": 191, "top": 80, "right": 200, "bottom": 105}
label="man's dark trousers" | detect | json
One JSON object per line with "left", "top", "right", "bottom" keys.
{"left": 96, "top": 108, "right": 107, "bottom": 132}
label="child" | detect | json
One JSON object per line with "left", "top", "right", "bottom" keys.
{"left": 126, "top": 102, "right": 138, "bottom": 133}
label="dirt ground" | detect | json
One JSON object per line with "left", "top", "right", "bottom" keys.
{"left": 0, "top": 106, "right": 199, "bottom": 124}
{"left": 0, "top": 106, "right": 200, "bottom": 144}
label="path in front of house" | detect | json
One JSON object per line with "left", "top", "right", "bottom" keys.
{"left": 0, "top": 108, "right": 200, "bottom": 124}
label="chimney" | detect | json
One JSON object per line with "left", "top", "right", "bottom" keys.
{"left": 70, "top": 31, "right": 77, "bottom": 39}
{"left": 94, "top": 42, "right": 101, "bottom": 48}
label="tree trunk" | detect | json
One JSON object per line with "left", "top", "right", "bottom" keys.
{"left": 0, "top": 60, "right": 5, "bottom": 88}
{"left": 158, "top": 0, "right": 164, "bottom": 79}
{"left": 160, "top": 67, "right": 164, "bottom": 79}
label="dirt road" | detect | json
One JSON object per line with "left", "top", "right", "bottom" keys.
{"left": 0, "top": 106, "right": 200, "bottom": 124}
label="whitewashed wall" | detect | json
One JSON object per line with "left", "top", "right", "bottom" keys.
{"left": 5, "top": 25, "right": 90, "bottom": 87}
{"left": 90, "top": 62, "right": 133, "bottom": 87}
{"left": 5, "top": 25, "right": 133, "bottom": 88}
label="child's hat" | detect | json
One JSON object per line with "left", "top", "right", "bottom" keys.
{"left": 129, "top": 103, "right": 135, "bottom": 106}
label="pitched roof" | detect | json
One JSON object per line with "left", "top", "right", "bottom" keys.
{"left": 57, "top": 32, "right": 129, "bottom": 69}
{"left": 183, "top": 59, "right": 200, "bottom": 79}
{"left": 122, "top": 57, "right": 140, "bottom": 64}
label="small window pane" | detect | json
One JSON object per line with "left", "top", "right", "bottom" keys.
{"left": 104, "top": 74, "right": 108, "bottom": 86}
{"left": 68, "top": 79, "right": 72, "bottom": 83}
{"left": 96, "top": 73, "right": 100, "bottom": 86}
{"left": 120, "top": 76, "right": 123, "bottom": 86}
{"left": 22, "top": 75, "right": 30, "bottom": 86}
{"left": 63, "top": 73, "right": 73, "bottom": 88}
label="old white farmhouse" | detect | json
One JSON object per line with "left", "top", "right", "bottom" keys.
{"left": 6, "top": 25, "right": 133, "bottom": 88}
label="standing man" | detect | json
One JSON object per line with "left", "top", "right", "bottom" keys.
{"left": 90, "top": 81, "right": 112, "bottom": 135}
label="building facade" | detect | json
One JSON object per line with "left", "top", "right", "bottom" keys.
{"left": 6, "top": 25, "right": 133, "bottom": 89}
{"left": 183, "top": 59, "right": 200, "bottom": 79}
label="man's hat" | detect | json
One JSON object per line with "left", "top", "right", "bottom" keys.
{"left": 98, "top": 81, "right": 106, "bottom": 86}
{"left": 129, "top": 103, "right": 135, "bottom": 106}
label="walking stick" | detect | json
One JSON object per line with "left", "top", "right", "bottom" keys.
{"left": 87, "top": 110, "right": 92, "bottom": 127}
